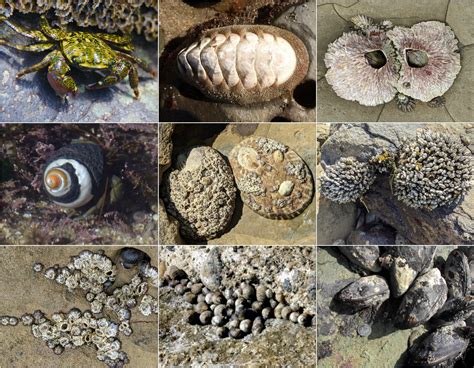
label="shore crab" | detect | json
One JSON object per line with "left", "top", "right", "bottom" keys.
{"left": 0, "top": 15, "right": 156, "bottom": 101}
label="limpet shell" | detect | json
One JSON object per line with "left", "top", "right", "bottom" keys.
{"left": 229, "top": 137, "right": 314, "bottom": 219}
{"left": 177, "top": 25, "right": 309, "bottom": 105}
{"left": 162, "top": 146, "right": 236, "bottom": 240}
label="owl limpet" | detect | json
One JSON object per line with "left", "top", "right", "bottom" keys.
{"left": 162, "top": 146, "right": 236, "bottom": 241}
{"left": 229, "top": 137, "right": 313, "bottom": 219}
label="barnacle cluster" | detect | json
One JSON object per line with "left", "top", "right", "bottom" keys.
{"left": 320, "top": 130, "right": 473, "bottom": 210}
{"left": 1, "top": 249, "right": 157, "bottom": 367}
{"left": 325, "top": 16, "right": 461, "bottom": 110}
{"left": 393, "top": 130, "right": 473, "bottom": 210}
{"left": 0, "top": 0, "right": 158, "bottom": 41}
{"left": 23, "top": 308, "right": 128, "bottom": 366}
{"left": 320, "top": 157, "right": 376, "bottom": 204}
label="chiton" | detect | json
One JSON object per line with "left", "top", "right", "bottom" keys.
{"left": 228, "top": 137, "right": 314, "bottom": 219}
{"left": 177, "top": 25, "right": 309, "bottom": 105}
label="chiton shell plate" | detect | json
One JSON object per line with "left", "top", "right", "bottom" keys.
{"left": 229, "top": 137, "right": 313, "bottom": 219}
{"left": 177, "top": 25, "right": 309, "bottom": 105}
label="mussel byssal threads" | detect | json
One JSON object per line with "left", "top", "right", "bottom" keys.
{"left": 42, "top": 142, "right": 105, "bottom": 209}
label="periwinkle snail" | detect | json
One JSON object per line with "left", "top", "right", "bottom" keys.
{"left": 42, "top": 141, "right": 122, "bottom": 214}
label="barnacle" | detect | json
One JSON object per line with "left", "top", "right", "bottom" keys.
{"left": 320, "top": 157, "right": 377, "bottom": 204}
{"left": 1, "top": 0, "right": 158, "bottom": 41}
{"left": 393, "top": 130, "right": 473, "bottom": 210}
{"left": 324, "top": 17, "right": 399, "bottom": 106}
{"left": 387, "top": 22, "right": 461, "bottom": 102}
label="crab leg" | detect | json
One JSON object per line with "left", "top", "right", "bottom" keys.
{"left": 0, "top": 17, "right": 50, "bottom": 43}
{"left": 115, "top": 50, "right": 157, "bottom": 77}
{"left": 86, "top": 58, "right": 141, "bottom": 99}
{"left": 0, "top": 39, "right": 56, "bottom": 52}
{"left": 16, "top": 50, "right": 77, "bottom": 99}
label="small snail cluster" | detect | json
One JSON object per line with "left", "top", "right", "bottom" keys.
{"left": 321, "top": 129, "right": 473, "bottom": 210}
{"left": 163, "top": 265, "right": 315, "bottom": 340}
{"left": 42, "top": 142, "right": 105, "bottom": 209}
{"left": 1, "top": 248, "right": 157, "bottom": 367}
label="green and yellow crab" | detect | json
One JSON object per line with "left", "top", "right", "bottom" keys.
{"left": 0, "top": 15, "right": 156, "bottom": 101}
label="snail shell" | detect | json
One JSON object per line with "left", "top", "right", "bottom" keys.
{"left": 42, "top": 143, "right": 104, "bottom": 209}
{"left": 177, "top": 25, "right": 309, "bottom": 105}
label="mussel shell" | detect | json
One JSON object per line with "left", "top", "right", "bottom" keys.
{"left": 444, "top": 249, "right": 471, "bottom": 299}
{"left": 395, "top": 268, "right": 447, "bottom": 329}
{"left": 336, "top": 275, "right": 390, "bottom": 309}
{"left": 339, "top": 246, "right": 381, "bottom": 273}
{"left": 384, "top": 246, "right": 437, "bottom": 298}
{"left": 43, "top": 143, "right": 104, "bottom": 208}
{"left": 408, "top": 325, "right": 469, "bottom": 367}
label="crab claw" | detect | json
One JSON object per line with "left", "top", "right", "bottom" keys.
{"left": 47, "top": 71, "right": 78, "bottom": 100}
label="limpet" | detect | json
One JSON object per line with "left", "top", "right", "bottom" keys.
{"left": 229, "top": 137, "right": 314, "bottom": 219}
{"left": 177, "top": 25, "right": 309, "bottom": 105}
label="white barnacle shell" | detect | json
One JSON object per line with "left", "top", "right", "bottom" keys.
{"left": 177, "top": 25, "right": 309, "bottom": 105}
{"left": 387, "top": 22, "right": 461, "bottom": 102}
{"left": 325, "top": 28, "right": 399, "bottom": 106}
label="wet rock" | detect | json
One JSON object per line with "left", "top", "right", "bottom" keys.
{"left": 347, "top": 224, "right": 396, "bottom": 245}
{"left": 158, "top": 200, "right": 183, "bottom": 245}
{"left": 159, "top": 124, "right": 174, "bottom": 181}
{"left": 339, "top": 246, "right": 382, "bottom": 273}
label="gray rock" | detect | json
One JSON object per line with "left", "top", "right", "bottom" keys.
{"left": 347, "top": 225, "right": 396, "bottom": 245}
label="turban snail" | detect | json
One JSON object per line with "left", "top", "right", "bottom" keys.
{"left": 43, "top": 142, "right": 105, "bottom": 209}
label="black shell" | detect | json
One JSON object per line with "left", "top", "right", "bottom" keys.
{"left": 43, "top": 143, "right": 104, "bottom": 206}
{"left": 339, "top": 246, "right": 381, "bottom": 273}
{"left": 118, "top": 247, "right": 151, "bottom": 269}
{"left": 444, "top": 249, "right": 471, "bottom": 299}
{"left": 336, "top": 275, "right": 390, "bottom": 309}
{"left": 381, "top": 246, "right": 436, "bottom": 298}
{"left": 395, "top": 268, "right": 447, "bottom": 329}
{"left": 408, "top": 325, "right": 469, "bottom": 367}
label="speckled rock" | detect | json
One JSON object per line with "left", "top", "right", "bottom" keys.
{"left": 229, "top": 137, "right": 314, "bottom": 219}
{"left": 162, "top": 146, "right": 236, "bottom": 241}
{"left": 158, "top": 200, "right": 183, "bottom": 245}
{"left": 159, "top": 124, "right": 175, "bottom": 181}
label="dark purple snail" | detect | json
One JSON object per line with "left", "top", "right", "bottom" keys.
{"left": 42, "top": 142, "right": 105, "bottom": 209}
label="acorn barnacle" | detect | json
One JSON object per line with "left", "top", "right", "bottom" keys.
{"left": 392, "top": 129, "right": 473, "bottom": 210}
{"left": 177, "top": 25, "right": 309, "bottom": 105}
{"left": 320, "top": 157, "right": 377, "bottom": 204}
{"left": 42, "top": 142, "right": 104, "bottom": 209}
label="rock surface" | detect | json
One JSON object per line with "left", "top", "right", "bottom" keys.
{"left": 0, "top": 17, "right": 158, "bottom": 122}
{"left": 319, "top": 123, "right": 474, "bottom": 245}
{"left": 317, "top": 0, "right": 473, "bottom": 122}
{"left": 0, "top": 247, "right": 158, "bottom": 368}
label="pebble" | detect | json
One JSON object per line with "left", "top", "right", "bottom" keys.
{"left": 357, "top": 323, "right": 372, "bottom": 337}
